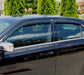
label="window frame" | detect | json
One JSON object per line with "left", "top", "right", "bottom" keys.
{"left": 4, "top": 20, "right": 53, "bottom": 48}
{"left": 80, "top": 24, "right": 84, "bottom": 37}
{"left": 54, "top": 21, "right": 83, "bottom": 41}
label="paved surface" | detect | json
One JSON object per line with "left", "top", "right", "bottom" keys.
{"left": 0, "top": 51, "right": 84, "bottom": 75}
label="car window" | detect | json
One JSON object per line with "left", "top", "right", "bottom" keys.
{"left": 6, "top": 24, "right": 51, "bottom": 47}
{"left": 55, "top": 23, "right": 82, "bottom": 40}
{"left": 0, "top": 20, "right": 12, "bottom": 33}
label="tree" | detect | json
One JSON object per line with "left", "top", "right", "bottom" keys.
{"left": 25, "top": 0, "right": 38, "bottom": 14}
{"left": 60, "top": 0, "right": 67, "bottom": 16}
{"left": 4, "top": 0, "right": 25, "bottom": 15}
{"left": 51, "top": 0, "right": 58, "bottom": 14}
{"left": 37, "top": 0, "right": 58, "bottom": 15}
{"left": 60, "top": 0, "right": 79, "bottom": 18}
{"left": 4, "top": 0, "right": 12, "bottom": 15}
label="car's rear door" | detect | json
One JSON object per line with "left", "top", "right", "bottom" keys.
{"left": 53, "top": 19, "right": 84, "bottom": 75}
{"left": 4, "top": 19, "right": 56, "bottom": 75}
{"left": 53, "top": 20, "right": 84, "bottom": 53}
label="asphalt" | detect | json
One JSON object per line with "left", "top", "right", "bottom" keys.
{"left": 0, "top": 51, "right": 84, "bottom": 75}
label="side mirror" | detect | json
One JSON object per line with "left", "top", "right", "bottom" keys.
{"left": 0, "top": 42, "right": 14, "bottom": 52}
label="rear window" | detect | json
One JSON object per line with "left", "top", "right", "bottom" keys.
{"left": 55, "top": 23, "right": 81, "bottom": 40}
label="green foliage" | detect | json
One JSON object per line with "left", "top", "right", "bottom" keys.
{"left": 25, "top": 0, "right": 37, "bottom": 14}
{"left": 64, "top": 0, "right": 79, "bottom": 18}
{"left": 4, "top": 0, "right": 12, "bottom": 15}
{"left": 60, "top": 0, "right": 79, "bottom": 18}
{"left": 25, "top": 0, "right": 37, "bottom": 9}
{"left": 4, "top": 0, "right": 25, "bottom": 15}
{"left": 52, "top": 0, "right": 58, "bottom": 14}
{"left": 33, "top": 9, "right": 37, "bottom": 14}
{"left": 37, "top": 0, "right": 58, "bottom": 15}
{"left": 60, "top": 0, "right": 67, "bottom": 16}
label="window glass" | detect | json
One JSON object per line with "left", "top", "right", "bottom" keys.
{"left": 6, "top": 24, "right": 51, "bottom": 47}
{"left": 0, "top": 20, "right": 12, "bottom": 33}
{"left": 55, "top": 24, "right": 81, "bottom": 40}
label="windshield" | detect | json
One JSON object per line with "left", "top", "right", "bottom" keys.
{"left": 0, "top": 20, "right": 12, "bottom": 33}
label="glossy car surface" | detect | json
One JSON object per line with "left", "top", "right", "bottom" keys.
{"left": 0, "top": 15, "right": 84, "bottom": 59}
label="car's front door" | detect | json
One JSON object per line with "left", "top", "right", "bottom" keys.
{"left": 4, "top": 20, "right": 56, "bottom": 75}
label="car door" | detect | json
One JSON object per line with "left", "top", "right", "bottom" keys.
{"left": 3, "top": 20, "right": 56, "bottom": 75}
{"left": 53, "top": 20, "right": 84, "bottom": 53}
{"left": 53, "top": 20, "right": 84, "bottom": 75}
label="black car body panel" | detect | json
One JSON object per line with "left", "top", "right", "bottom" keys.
{"left": 0, "top": 15, "right": 83, "bottom": 59}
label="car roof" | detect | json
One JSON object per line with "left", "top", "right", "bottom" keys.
{"left": 0, "top": 15, "right": 59, "bottom": 22}
{"left": 0, "top": 15, "right": 84, "bottom": 24}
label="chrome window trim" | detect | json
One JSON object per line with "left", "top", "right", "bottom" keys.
{"left": 81, "top": 24, "right": 84, "bottom": 28}
{"left": 5, "top": 42, "right": 53, "bottom": 55}
{"left": 5, "top": 37, "right": 84, "bottom": 55}
{"left": 5, "top": 20, "right": 84, "bottom": 54}
{"left": 15, "top": 42, "right": 53, "bottom": 50}
{"left": 55, "top": 22, "right": 84, "bottom": 41}
{"left": 4, "top": 20, "right": 51, "bottom": 41}
{"left": 53, "top": 37, "right": 84, "bottom": 43}
{"left": 5, "top": 23, "right": 52, "bottom": 49}
{"left": 14, "top": 37, "right": 84, "bottom": 50}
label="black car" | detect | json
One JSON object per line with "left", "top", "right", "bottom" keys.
{"left": 0, "top": 15, "right": 84, "bottom": 61}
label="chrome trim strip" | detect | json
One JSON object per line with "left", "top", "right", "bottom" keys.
{"left": 53, "top": 37, "right": 84, "bottom": 43}
{"left": 15, "top": 42, "right": 52, "bottom": 50}
{"left": 14, "top": 37, "right": 84, "bottom": 49}
{"left": 5, "top": 37, "right": 84, "bottom": 55}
